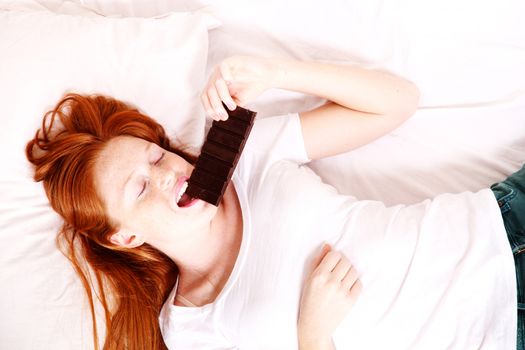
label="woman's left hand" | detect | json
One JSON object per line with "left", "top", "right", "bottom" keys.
{"left": 297, "top": 244, "right": 362, "bottom": 349}
{"left": 201, "top": 55, "right": 278, "bottom": 121}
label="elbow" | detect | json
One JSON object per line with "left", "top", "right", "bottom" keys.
{"left": 408, "top": 81, "right": 421, "bottom": 115}
{"left": 394, "top": 81, "right": 420, "bottom": 121}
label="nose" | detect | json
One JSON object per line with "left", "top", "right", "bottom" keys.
{"left": 153, "top": 167, "right": 175, "bottom": 192}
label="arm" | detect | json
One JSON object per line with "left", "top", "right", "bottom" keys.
{"left": 274, "top": 59, "right": 420, "bottom": 160}
{"left": 299, "top": 338, "right": 335, "bottom": 350}
{"left": 297, "top": 245, "right": 362, "bottom": 350}
{"left": 201, "top": 55, "right": 419, "bottom": 161}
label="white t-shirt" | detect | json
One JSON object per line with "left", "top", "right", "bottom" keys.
{"left": 159, "top": 113, "right": 516, "bottom": 349}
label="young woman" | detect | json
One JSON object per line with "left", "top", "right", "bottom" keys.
{"left": 26, "top": 56, "right": 520, "bottom": 349}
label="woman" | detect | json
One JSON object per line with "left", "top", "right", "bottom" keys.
{"left": 26, "top": 56, "right": 519, "bottom": 349}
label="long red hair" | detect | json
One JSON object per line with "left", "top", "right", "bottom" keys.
{"left": 26, "top": 93, "right": 196, "bottom": 350}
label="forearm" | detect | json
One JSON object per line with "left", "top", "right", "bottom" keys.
{"left": 271, "top": 58, "right": 419, "bottom": 117}
{"left": 298, "top": 336, "right": 335, "bottom": 350}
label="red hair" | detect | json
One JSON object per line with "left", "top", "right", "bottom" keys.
{"left": 26, "top": 93, "right": 196, "bottom": 350}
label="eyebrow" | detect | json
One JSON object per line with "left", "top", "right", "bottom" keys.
{"left": 120, "top": 142, "right": 152, "bottom": 200}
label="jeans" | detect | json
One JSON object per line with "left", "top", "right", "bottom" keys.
{"left": 491, "top": 164, "right": 525, "bottom": 350}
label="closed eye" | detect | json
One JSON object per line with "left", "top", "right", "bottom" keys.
{"left": 138, "top": 180, "right": 148, "bottom": 198}
{"left": 155, "top": 152, "right": 165, "bottom": 165}
{"left": 138, "top": 152, "right": 164, "bottom": 199}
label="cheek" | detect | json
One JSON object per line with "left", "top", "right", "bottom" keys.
{"left": 121, "top": 199, "right": 165, "bottom": 233}
{"left": 136, "top": 197, "right": 169, "bottom": 220}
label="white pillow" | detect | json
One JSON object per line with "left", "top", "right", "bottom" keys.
{"left": 0, "top": 8, "right": 218, "bottom": 349}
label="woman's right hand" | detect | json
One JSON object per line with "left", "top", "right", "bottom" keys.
{"left": 200, "top": 55, "right": 279, "bottom": 121}
{"left": 297, "top": 244, "right": 362, "bottom": 350}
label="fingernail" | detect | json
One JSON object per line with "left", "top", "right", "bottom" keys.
{"left": 227, "top": 102, "right": 236, "bottom": 111}
{"left": 219, "top": 111, "right": 228, "bottom": 119}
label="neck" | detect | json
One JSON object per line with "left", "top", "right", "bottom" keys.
{"left": 164, "top": 185, "right": 242, "bottom": 296}
{"left": 174, "top": 206, "right": 233, "bottom": 281}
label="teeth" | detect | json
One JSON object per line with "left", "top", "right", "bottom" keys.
{"left": 177, "top": 181, "right": 188, "bottom": 204}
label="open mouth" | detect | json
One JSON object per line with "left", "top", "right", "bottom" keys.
{"left": 176, "top": 181, "right": 196, "bottom": 207}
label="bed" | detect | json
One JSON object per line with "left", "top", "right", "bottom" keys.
{"left": 0, "top": 0, "right": 524, "bottom": 348}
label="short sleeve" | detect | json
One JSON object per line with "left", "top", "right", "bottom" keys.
{"left": 235, "top": 113, "right": 311, "bottom": 188}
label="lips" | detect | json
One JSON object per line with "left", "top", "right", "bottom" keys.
{"left": 174, "top": 176, "right": 189, "bottom": 207}
{"left": 174, "top": 175, "right": 198, "bottom": 208}
{"left": 177, "top": 191, "right": 196, "bottom": 207}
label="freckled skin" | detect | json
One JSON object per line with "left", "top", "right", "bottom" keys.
{"left": 93, "top": 136, "right": 218, "bottom": 249}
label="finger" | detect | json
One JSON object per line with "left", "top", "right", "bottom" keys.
{"left": 309, "top": 244, "right": 332, "bottom": 273}
{"left": 318, "top": 251, "right": 343, "bottom": 274}
{"left": 200, "top": 92, "right": 217, "bottom": 121}
{"left": 331, "top": 256, "right": 353, "bottom": 282}
{"left": 232, "top": 95, "right": 244, "bottom": 107}
{"left": 341, "top": 266, "right": 359, "bottom": 291}
{"left": 233, "top": 87, "right": 259, "bottom": 108}
{"left": 219, "top": 60, "right": 234, "bottom": 84}
{"left": 215, "top": 78, "right": 237, "bottom": 111}
{"left": 207, "top": 86, "right": 228, "bottom": 121}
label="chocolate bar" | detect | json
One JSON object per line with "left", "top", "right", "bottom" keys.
{"left": 181, "top": 104, "right": 257, "bottom": 206}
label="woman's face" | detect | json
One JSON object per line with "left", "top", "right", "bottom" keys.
{"left": 93, "top": 136, "right": 217, "bottom": 248}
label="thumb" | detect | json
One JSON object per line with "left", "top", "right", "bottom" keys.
{"left": 309, "top": 243, "right": 332, "bottom": 272}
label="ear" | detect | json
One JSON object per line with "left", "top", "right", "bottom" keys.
{"left": 109, "top": 228, "right": 145, "bottom": 248}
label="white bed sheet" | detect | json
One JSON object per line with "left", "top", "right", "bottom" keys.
{"left": 74, "top": 0, "right": 525, "bottom": 203}
{"left": 196, "top": 0, "right": 525, "bottom": 204}
{"left": 1, "top": 0, "right": 524, "bottom": 349}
